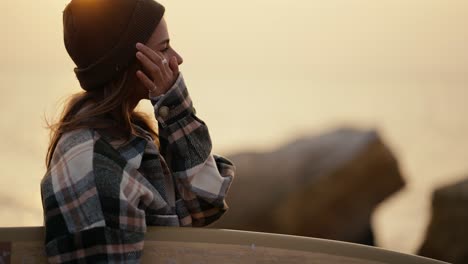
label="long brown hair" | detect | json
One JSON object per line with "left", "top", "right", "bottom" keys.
{"left": 45, "top": 66, "right": 159, "bottom": 168}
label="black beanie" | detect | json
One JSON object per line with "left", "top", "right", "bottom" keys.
{"left": 63, "top": 0, "right": 165, "bottom": 91}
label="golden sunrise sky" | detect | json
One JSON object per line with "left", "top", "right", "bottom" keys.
{"left": 1, "top": 0, "right": 468, "bottom": 254}
{"left": 2, "top": 1, "right": 468, "bottom": 78}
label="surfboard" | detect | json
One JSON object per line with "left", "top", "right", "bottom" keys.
{"left": 0, "top": 226, "right": 447, "bottom": 263}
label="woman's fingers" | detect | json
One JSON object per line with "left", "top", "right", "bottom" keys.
{"left": 158, "top": 52, "right": 173, "bottom": 79}
{"left": 169, "top": 56, "right": 179, "bottom": 77}
{"left": 135, "top": 42, "right": 179, "bottom": 96}
{"left": 136, "top": 70, "right": 160, "bottom": 97}
{"left": 136, "top": 42, "right": 174, "bottom": 78}
{"left": 136, "top": 51, "right": 164, "bottom": 81}
{"left": 136, "top": 43, "right": 162, "bottom": 63}
{"left": 136, "top": 43, "right": 169, "bottom": 75}
{"left": 135, "top": 70, "right": 153, "bottom": 90}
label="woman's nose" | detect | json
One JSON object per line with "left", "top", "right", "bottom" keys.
{"left": 172, "top": 50, "right": 183, "bottom": 65}
{"left": 176, "top": 53, "right": 183, "bottom": 65}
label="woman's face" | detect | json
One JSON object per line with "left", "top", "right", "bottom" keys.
{"left": 146, "top": 17, "right": 184, "bottom": 66}
{"left": 129, "top": 17, "right": 184, "bottom": 101}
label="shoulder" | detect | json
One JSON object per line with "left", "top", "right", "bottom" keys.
{"left": 56, "top": 128, "right": 95, "bottom": 153}
{"left": 42, "top": 129, "right": 97, "bottom": 190}
{"left": 41, "top": 129, "right": 98, "bottom": 214}
{"left": 46, "top": 128, "right": 127, "bottom": 179}
{"left": 50, "top": 128, "right": 96, "bottom": 168}
{"left": 41, "top": 127, "right": 128, "bottom": 202}
{"left": 51, "top": 128, "right": 128, "bottom": 171}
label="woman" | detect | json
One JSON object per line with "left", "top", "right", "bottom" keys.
{"left": 40, "top": 0, "right": 235, "bottom": 262}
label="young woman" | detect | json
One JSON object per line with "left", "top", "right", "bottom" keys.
{"left": 40, "top": 0, "right": 235, "bottom": 262}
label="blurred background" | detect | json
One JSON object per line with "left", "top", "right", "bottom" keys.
{"left": 1, "top": 0, "right": 467, "bottom": 258}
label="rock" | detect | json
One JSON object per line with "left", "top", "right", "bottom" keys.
{"left": 418, "top": 178, "right": 468, "bottom": 263}
{"left": 212, "top": 128, "right": 405, "bottom": 245}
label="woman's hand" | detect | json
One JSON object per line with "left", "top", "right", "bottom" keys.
{"left": 135, "top": 42, "right": 179, "bottom": 98}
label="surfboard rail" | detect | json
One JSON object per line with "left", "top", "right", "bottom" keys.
{"left": 0, "top": 226, "right": 448, "bottom": 264}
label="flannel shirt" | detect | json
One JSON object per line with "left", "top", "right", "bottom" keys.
{"left": 40, "top": 72, "right": 235, "bottom": 263}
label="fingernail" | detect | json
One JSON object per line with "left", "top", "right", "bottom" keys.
{"left": 136, "top": 42, "right": 142, "bottom": 48}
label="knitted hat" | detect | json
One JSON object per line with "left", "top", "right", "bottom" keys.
{"left": 63, "top": 0, "right": 165, "bottom": 91}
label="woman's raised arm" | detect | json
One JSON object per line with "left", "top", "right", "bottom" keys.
{"left": 150, "top": 73, "right": 236, "bottom": 227}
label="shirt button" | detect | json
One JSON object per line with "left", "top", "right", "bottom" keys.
{"left": 159, "top": 106, "right": 170, "bottom": 118}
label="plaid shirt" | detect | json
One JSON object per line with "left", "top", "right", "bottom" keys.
{"left": 40, "top": 73, "right": 235, "bottom": 263}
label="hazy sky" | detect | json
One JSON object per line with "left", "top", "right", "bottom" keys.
{"left": 1, "top": 0, "right": 468, "bottom": 254}
{"left": 2, "top": 0, "right": 468, "bottom": 79}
